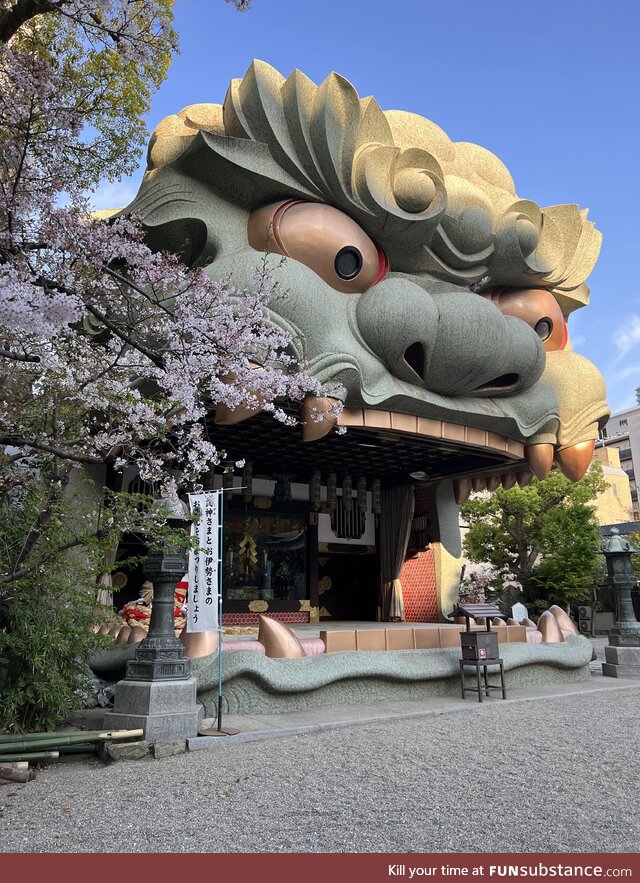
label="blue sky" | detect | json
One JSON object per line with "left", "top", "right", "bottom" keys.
{"left": 94, "top": 0, "right": 639, "bottom": 415}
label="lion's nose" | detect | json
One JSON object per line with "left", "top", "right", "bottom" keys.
{"left": 355, "top": 281, "right": 545, "bottom": 397}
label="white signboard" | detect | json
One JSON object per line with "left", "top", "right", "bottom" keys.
{"left": 511, "top": 601, "right": 528, "bottom": 623}
{"left": 186, "top": 492, "right": 220, "bottom": 632}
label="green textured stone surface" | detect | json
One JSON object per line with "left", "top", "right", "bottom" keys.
{"left": 192, "top": 636, "right": 592, "bottom": 716}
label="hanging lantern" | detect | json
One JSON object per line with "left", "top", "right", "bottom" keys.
{"left": 242, "top": 460, "right": 253, "bottom": 502}
{"left": 273, "top": 473, "right": 292, "bottom": 504}
{"left": 371, "top": 478, "right": 382, "bottom": 515}
{"left": 342, "top": 473, "right": 352, "bottom": 512}
{"left": 357, "top": 475, "right": 367, "bottom": 514}
{"left": 309, "top": 468, "right": 322, "bottom": 511}
{"left": 326, "top": 471, "right": 337, "bottom": 511}
{"left": 222, "top": 463, "right": 235, "bottom": 500}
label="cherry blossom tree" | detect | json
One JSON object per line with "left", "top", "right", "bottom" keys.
{"left": 0, "top": 0, "right": 339, "bottom": 730}
{"left": 0, "top": 0, "right": 328, "bottom": 591}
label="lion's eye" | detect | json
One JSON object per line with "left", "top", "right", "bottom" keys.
{"left": 248, "top": 200, "right": 388, "bottom": 293}
{"left": 335, "top": 246, "right": 363, "bottom": 280}
{"left": 482, "top": 288, "right": 567, "bottom": 352}
{"left": 534, "top": 318, "right": 553, "bottom": 341}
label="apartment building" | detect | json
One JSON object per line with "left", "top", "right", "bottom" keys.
{"left": 599, "top": 396, "right": 640, "bottom": 518}
{"left": 592, "top": 445, "right": 634, "bottom": 525}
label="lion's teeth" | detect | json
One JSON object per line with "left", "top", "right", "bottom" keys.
{"left": 524, "top": 443, "right": 554, "bottom": 479}
{"left": 554, "top": 440, "right": 595, "bottom": 481}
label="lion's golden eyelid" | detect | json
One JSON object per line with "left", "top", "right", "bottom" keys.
{"left": 483, "top": 288, "right": 567, "bottom": 352}
{"left": 248, "top": 201, "right": 381, "bottom": 294}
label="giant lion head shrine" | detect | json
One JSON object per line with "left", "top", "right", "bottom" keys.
{"left": 95, "top": 61, "right": 610, "bottom": 724}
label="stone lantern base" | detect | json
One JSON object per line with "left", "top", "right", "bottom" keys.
{"left": 104, "top": 677, "right": 201, "bottom": 743}
{"left": 602, "top": 644, "right": 640, "bottom": 679}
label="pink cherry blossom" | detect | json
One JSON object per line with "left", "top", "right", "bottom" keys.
{"left": 0, "top": 3, "right": 336, "bottom": 507}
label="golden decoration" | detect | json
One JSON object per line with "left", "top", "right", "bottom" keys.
{"left": 112, "top": 571, "right": 128, "bottom": 590}
{"left": 309, "top": 606, "right": 320, "bottom": 624}
{"left": 249, "top": 600, "right": 269, "bottom": 612}
{"left": 238, "top": 532, "right": 258, "bottom": 571}
{"left": 318, "top": 542, "right": 329, "bottom": 553}
{"left": 299, "top": 600, "right": 311, "bottom": 612}
{"left": 253, "top": 496, "right": 272, "bottom": 509}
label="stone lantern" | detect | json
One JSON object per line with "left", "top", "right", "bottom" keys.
{"left": 104, "top": 498, "right": 200, "bottom": 741}
{"left": 601, "top": 528, "right": 640, "bottom": 678}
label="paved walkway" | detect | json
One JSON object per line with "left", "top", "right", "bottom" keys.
{"left": 2, "top": 642, "right": 640, "bottom": 853}
{"left": 0, "top": 640, "right": 640, "bottom": 853}
{"left": 2, "top": 681, "right": 640, "bottom": 853}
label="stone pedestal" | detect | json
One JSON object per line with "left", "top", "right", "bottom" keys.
{"left": 602, "top": 645, "right": 640, "bottom": 679}
{"left": 105, "top": 541, "right": 201, "bottom": 743}
{"left": 104, "top": 677, "right": 200, "bottom": 742}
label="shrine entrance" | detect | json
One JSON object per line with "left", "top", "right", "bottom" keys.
{"left": 317, "top": 550, "right": 378, "bottom": 621}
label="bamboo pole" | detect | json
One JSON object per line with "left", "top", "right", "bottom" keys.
{"left": 0, "top": 729, "right": 143, "bottom": 753}
{"left": 57, "top": 744, "right": 98, "bottom": 754}
{"left": 0, "top": 728, "right": 142, "bottom": 744}
{"left": 0, "top": 751, "right": 59, "bottom": 763}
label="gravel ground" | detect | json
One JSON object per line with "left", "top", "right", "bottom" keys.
{"left": 2, "top": 684, "right": 639, "bottom": 854}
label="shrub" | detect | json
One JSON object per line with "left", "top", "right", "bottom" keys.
{"left": 0, "top": 568, "right": 106, "bottom": 733}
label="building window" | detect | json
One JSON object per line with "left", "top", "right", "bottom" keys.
{"left": 331, "top": 495, "right": 366, "bottom": 540}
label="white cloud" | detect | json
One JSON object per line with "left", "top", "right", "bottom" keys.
{"left": 613, "top": 314, "right": 640, "bottom": 359}
{"left": 611, "top": 362, "right": 640, "bottom": 383}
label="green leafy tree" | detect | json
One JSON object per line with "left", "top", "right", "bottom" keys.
{"left": 1, "top": 1, "right": 178, "bottom": 187}
{"left": 629, "top": 530, "right": 640, "bottom": 583}
{"left": 0, "top": 472, "right": 193, "bottom": 731}
{"left": 461, "top": 464, "right": 607, "bottom": 612}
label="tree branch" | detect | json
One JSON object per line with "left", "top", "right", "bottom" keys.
{"left": 0, "top": 534, "right": 93, "bottom": 587}
{"left": 526, "top": 545, "right": 541, "bottom": 571}
{"left": 102, "top": 264, "right": 174, "bottom": 316}
{"left": 32, "top": 272, "right": 166, "bottom": 369}
{"left": 82, "top": 303, "right": 165, "bottom": 368}
{"left": 0, "top": 435, "right": 103, "bottom": 464}
{"left": 9, "top": 467, "right": 69, "bottom": 579}
{"left": 0, "top": 347, "right": 40, "bottom": 362}
{"left": 0, "top": 0, "right": 60, "bottom": 44}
